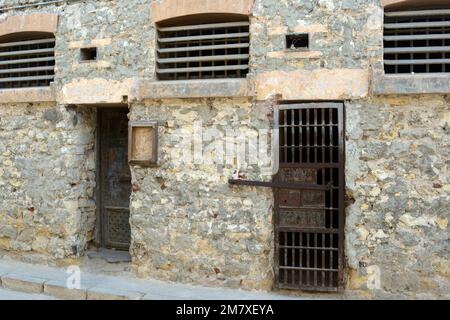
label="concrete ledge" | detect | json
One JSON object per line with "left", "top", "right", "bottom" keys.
{"left": 151, "top": 0, "right": 254, "bottom": 24}
{"left": 44, "top": 280, "right": 87, "bottom": 300}
{"left": 373, "top": 73, "right": 450, "bottom": 95}
{"left": 87, "top": 287, "right": 145, "bottom": 300}
{"left": 134, "top": 79, "right": 254, "bottom": 100}
{"left": 0, "top": 87, "right": 56, "bottom": 104}
{"left": 1, "top": 274, "right": 46, "bottom": 294}
{"left": 254, "top": 69, "right": 369, "bottom": 100}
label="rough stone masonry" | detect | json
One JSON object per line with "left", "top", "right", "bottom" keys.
{"left": 0, "top": 0, "right": 448, "bottom": 299}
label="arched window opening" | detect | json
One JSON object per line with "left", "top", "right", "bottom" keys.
{"left": 0, "top": 32, "right": 55, "bottom": 89}
{"left": 156, "top": 14, "right": 250, "bottom": 81}
{"left": 384, "top": 1, "right": 450, "bottom": 74}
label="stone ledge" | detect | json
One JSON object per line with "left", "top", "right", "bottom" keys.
{"left": 373, "top": 73, "right": 450, "bottom": 95}
{"left": 133, "top": 78, "right": 254, "bottom": 100}
{"left": 0, "top": 87, "right": 56, "bottom": 104}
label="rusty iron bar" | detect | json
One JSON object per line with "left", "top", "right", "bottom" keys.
{"left": 228, "top": 179, "right": 331, "bottom": 191}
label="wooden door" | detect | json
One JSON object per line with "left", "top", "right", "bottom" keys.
{"left": 98, "top": 108, "right": 131, "bottom": 250}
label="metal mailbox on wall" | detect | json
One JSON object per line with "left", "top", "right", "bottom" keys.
{"left": 128, "top": 121, "right": 158, "bottom": 167}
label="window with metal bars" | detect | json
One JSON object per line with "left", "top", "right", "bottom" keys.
{"left": 156, "top": 15, "right": 250, "bottom": 80}
{"left": 0, "top": 33, "right": 55, "bottom": 89}
{"left": 384, "top": 6, "right": 450, "bottom": 74}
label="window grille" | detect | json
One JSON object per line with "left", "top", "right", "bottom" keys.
{"left": 156, "top": 19, "right": 250, "bottom": 80}
{"left": 384, "top": 8, "right": 450, "bottom": 74}
{"left": 0, "top": 35, "right": 55, "bottom": 89}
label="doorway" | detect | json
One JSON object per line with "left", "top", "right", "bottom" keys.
{"left": 274, "top": 102, "right": 345, "bottom": 292}
{"left": 96, "top": 108, "right": 131, "bottom": 251}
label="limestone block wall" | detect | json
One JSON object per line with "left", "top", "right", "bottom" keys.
{"left": 0, "top": 103, "right": 97, "bottom": 262}
{"left": 0, "top": 0, "right": 448, "bottom": 298}
{"left": 345, "top": 96, "right": 450, "bottom": 298}
{"left": 129, "top": 98, "right": 274, "bottom": 290}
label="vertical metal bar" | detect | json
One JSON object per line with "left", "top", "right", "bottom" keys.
{"left": 300, "top": 109, "right": 304, "bottom": 163}
{"left": 306, "top": 109, "right": 310, "bottom": 163}
{"left": 292, "top": 232, "right": 296, "bottom": 286}
{"left": 291, "top": 109, "right": 296, "bottom": 163}
{"left": 313, "top": 108, "right": 318, "bottom": 163}
{"left": 322, "top": 233, "right": 325, "bottom": 287}
{"left": 314, "top": 232, "right": 318, "bottom": 287}
{"left": 306, "top": 233, "right": 310, "bottom": 286}
{"left": 337, "top": 104, "right": 346, "bottom": 287}
{"left": 284, "top": 232, "right": 288, "bottom": 285}
{"left": 299, "top": 232, "right": 303, "bottom": 287}
{"left": 284, "top": 110, "right": 288, "bottom": 163}
{"left": 321, "top": 108, "right": 325, "bottom": 163}
{"left": 329, "top": 233, "right": 333, "bottom": 287}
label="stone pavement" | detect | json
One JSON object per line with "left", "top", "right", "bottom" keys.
{"left": 0, "top": 258, "right": 325, "bottom": 300}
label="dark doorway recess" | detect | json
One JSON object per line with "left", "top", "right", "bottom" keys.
{"left": 97, "top": 108, "right": 131, "bottom": 250}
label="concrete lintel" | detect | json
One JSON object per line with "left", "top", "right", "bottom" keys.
{"left": 0, "top": 13, "right": 58, "bottom": 38}
{"left": 151, "top": 0, "right": 254, "bottom": 24}
{"left": 373, "top": 73, "right": 450, "bottom": 95}
{"left": 134, "top": 78, "right": 254, "bottom": 100}
{"left": 0, "top": 87, "right": 56, "bottom": 104}
{"left": 254, "top": 69, "right": 369, "bottom": 101}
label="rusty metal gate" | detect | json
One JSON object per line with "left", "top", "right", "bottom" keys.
{"left": 274, "top": 102, "right": 345, "bottom": 292}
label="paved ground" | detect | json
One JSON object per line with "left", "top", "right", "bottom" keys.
{"left": 0, "top": 258, "right": 327, "bottom": 300}
{"left": 0, "top": 288, "right": 56, "bottom": 300}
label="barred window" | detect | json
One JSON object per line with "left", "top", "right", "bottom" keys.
{"left": 156, "top": 14, "right": 250, "bottom": 80}
{"left": 384, "top": 5, "right": 450, "bottom": 74}
{"left": 0, "top": 32, "right": 55, "bottom": 89}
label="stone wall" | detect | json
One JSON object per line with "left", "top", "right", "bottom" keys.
{"left": 129, "top": 98, "right": 274, "bottom": 290}
{"left": 345, "top": 96, "right": 450, "bottom": 298}
{"left": 0, "top": 0, "right": 448, "bottom": 298}
{"left": 0, "top": 103, "right": 97, "bottom": 263}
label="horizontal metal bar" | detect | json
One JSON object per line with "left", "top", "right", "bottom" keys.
{"left": 228, "top": 179, "right": 331, "bottom": 191}
{"left": 0, "top": 75, "right": 54, "bottom": 83}
{"left": 0, "top": 56, "right": 54, "bottom": 66}
{"left": 158, "top": 32, "right": 249, "bottom": 43}
{"left": 0, "top": 48, "right": 54, "bottom": 57}
{"left": 279, "top": 246, "right": 339, "bottom": 251}
{"left": 157, "top": 64, "right": 248, "bottom": 74}
{"left": 158, "top": 43, "right": 249, "bottom": 54}
{"left": 279, "top": 266, "right": 339, "bottom": 272}
{"left": 384, "top": 33, "right": 450, "bottom": 41}
{"left": 158, "top": 21, "right": 249, "bottom": 32}
{"left": 384, "top": 58, "right": 450, "bottom": 65}
{"left": 0, "top": 66, "right": 54, "bottom": 74}
{"left": 0, "top": 38, "right": 55, "bottom": 48}
{"left": 384, "top": 46, "right": 450, "bottom": 54}
{"left": 384, "top": 21, "right": 450, "bottom": 29}
{"left": 158, "top": 54, "right": 249, "bottom": 64}
{"left": 385, "top": 9, "right": 450, "bottom": 17}
{"left": 278, "top": 227, "right": 339, "bottom": 234}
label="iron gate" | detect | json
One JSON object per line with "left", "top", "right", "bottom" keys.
{"left": 274, "top": 103, "right": 345, "bottom": 292}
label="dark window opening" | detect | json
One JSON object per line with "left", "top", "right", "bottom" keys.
{"left": 80, "top": 47, "right": 97, "bottom": 62}
{"left": 286, "top": 34, "right": 309, "bottom": 50}
{"left": 0, "top": 32, "right": 55, "bottom": 89}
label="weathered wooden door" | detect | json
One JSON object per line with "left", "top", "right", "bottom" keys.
{"left": 98, "top": 108, "right": 131, "bottom": 250}
{"left": 274, "top": 103, "right": 345, "bottom": 292}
